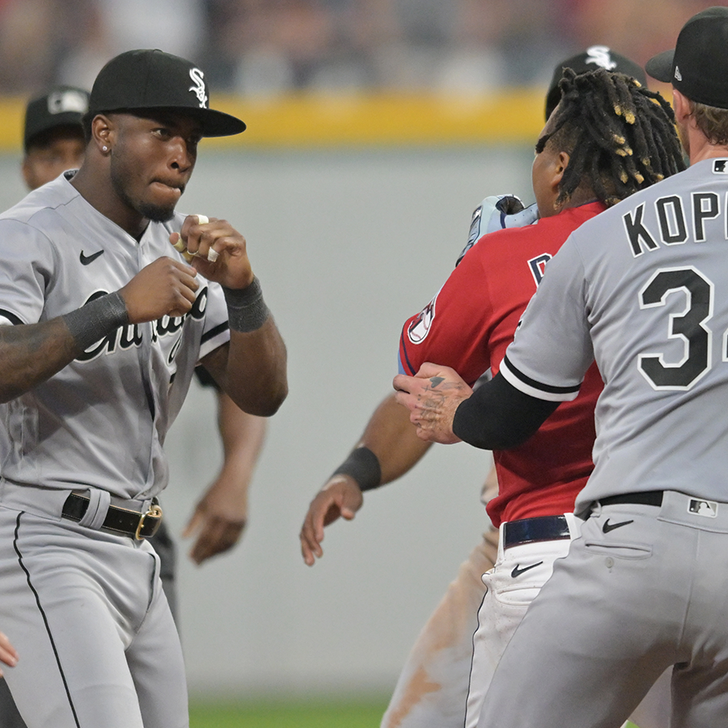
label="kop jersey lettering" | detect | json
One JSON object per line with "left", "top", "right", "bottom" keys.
{"left": 398, "top": 202, "right": 605, "bottom": 526}
{"left": 0, "top": 173, "right": 230, "bottom": 500}
{"left": 501, "top": 159, "right": 728, "bottom": 512}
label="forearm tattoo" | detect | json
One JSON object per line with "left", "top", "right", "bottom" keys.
{"left": 0, "top": 318, "right": 82, "bottom": 401}
{"left": 0, "top": 293, "right": 129, "bottom": 402}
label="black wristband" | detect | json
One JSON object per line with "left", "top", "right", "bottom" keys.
{"left": 331, "top": 446, "right": 382, "bottom": 492}
{"left": 223, "top": 277, "right": 270, "bottom": 333}
{"left": 62, "top": 291, "right": 129, "bottom": 352}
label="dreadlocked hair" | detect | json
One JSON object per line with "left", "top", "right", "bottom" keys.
{"left": 540, "top": 67, "right": 686, "bottom": 208}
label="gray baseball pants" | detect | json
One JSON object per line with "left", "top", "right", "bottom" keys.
{"left": 477, "top": 490, "right": 728, "bottom": 728}
{"left": 0, "top": 486, "right": 187, "bottom": 728}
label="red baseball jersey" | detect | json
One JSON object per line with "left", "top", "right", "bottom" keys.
{"left": 398, "top": 202, "right": 605, "bottom": 527}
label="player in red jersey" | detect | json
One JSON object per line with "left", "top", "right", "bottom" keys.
{"left": 398, "top": 195, "right": 606, "bottom": 728}
{"left": 399, "top": 203, "right": 602, "bottom": 529}
{"left": 395, "top": 67, "right": 684, "bottom": 727}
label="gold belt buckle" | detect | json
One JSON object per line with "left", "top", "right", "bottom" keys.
{"left": 135, "top": 503, "right": 163, "bottom": 541}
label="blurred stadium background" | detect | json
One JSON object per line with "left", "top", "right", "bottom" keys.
{"left": 0, "top": 0, "right": 707, "bottom": 724}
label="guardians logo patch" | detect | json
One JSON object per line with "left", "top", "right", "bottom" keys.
{"left": 407, "top": 291, "right": 439, "bottom": 344}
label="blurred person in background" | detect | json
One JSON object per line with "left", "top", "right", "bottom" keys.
{"left": 561, "top": 0, "right": 707, "bottom": 69}
{"left": 0, "top": 0, "right": 56, "bottom": 93}
{"left": 55, "top": 0, "right": 206, "bottom": 90}
{"left": 0, "top": 0, "right": 708, "bottom": 95}
{"left": 20, "top": 86, "right": 88, "bottom": 191}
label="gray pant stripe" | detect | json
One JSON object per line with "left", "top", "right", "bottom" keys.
{"left": 13, "top": 512, "right": 81, "bottom": 728}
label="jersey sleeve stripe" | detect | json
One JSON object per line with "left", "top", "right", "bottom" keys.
{"left": 398, "top": 327, "right": 417, "bottom": 376}
{"left": 198, "top": 322, "right": 231, "bottom": 363}
{"left": 500, "top": 354, "right": 581, "bottom": 402}
{"left": 0, "top": 309, "right": 24, "bottom": 326}
{"left": 201, "top": 321, "right": 229, "bottom": 345}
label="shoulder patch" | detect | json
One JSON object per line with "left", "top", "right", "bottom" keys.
{"left": 407, "top": 291, "right": 440, "bottom": 344}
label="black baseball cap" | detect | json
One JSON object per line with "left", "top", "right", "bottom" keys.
{"left": 88, "top": 49, "right": 245, "bottom": 137}
{"left": 646, "top": 6, "right": 728, "bottom": 109}
{"left": 24, "top": 86, "right": 89, "bottom": 151}
{"left": 545, "top": 46, "right": 647, "bottom": 120}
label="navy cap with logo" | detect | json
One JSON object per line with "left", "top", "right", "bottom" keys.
{"left": 646, "top": 6, "right": 728, "bottom": 110}
{"left": 88, "top": 48, "right": 245, "bottom": 137}
{"left": 24, "top": 86, "right": 89, "bottom": 151}
{"left": 545, "top": 46, "right": 646, "bottom": 120}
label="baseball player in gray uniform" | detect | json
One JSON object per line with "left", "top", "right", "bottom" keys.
{"left": 1, "top": 83, "right": 270, "bottom": 728}
{"left": 19, "top": 83, "right": 268, "bottom": 596}
{"left": 0, "top": 48, "right": 287, "bottom": 728}
{"left": 395, "top": 6, "right": 728, "bottom": 727}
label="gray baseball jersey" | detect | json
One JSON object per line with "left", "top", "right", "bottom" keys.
{"left": 500, "top": 158, "right": 728, "bottom": 513}
{"left": 0, "top": 172, "right": 229, "bottom": 500}
{"left": 475, "top": 159, "right": 728, "bottom": 727}
{"left": 0, "top": 171, "right": 232, "bottom": 728}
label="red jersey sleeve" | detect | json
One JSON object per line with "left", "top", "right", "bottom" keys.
{"left": 399, "top": 247, "right": 494, "bottom": 387}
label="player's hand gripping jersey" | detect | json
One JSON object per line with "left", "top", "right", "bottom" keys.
{"left": 398, "top": 203, "right": 604, "bottom": 526}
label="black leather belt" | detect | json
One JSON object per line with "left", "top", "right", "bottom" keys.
{"left": 598, "top": 491, "right": 663, "bottom": 508}
{"left": 62, "top": 493, "right": 163, "bottom": 540}
{"left": 503, "top": 515, "right": 571, "bottom": 549}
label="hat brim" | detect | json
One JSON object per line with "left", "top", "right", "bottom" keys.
{"left": 645, "top": 50, "right": 675, "bottom": 83}
{"left": 90, "top": 105, "right": 246, "bottom": 137}
{"left": 194, "top": 108, "right": 246, "bottom": 137}
{"left": 166, "top": 107, "right": 246, "bottom": 137}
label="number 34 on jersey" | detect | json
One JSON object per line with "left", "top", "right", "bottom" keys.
{"left": 625, "top": 181, "right": 728, "bottom": 391}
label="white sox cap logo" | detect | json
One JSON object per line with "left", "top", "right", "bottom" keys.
{"left": 585, "top": 46, "right": 617, "bottom": 71}
{"left": 47, "top": 89, "right": 88, "bottom": 115}
{"left": 188, "top": 68, "right": 208, "bottom": 109}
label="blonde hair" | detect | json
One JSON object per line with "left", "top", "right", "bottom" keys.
{"left": 690, "top": 100, "right": 728, "bottom": 146}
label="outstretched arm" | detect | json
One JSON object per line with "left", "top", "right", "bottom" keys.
{"left": 298, "top": 191, "right": 540, "bottom": 565}
{"left": 183, "top": 389, "right": 267, "bottom": 564}
{"left": 300, "top": 393, "right": 431, "bottom": 566}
